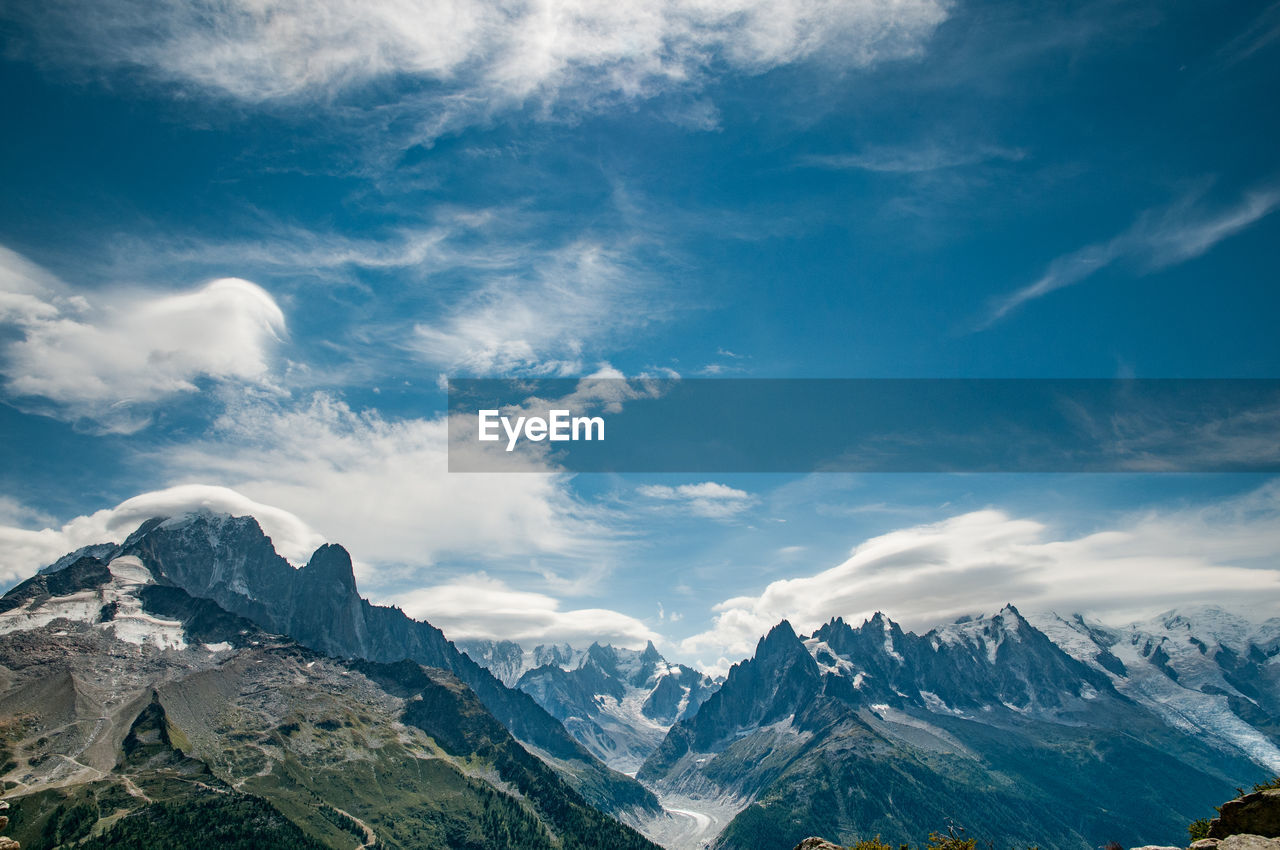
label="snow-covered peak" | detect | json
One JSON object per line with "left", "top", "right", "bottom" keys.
{"left": 1134, "top": 605, "right": 1280, "bottom": 654}
{"left": 1026, "top": 607, "right": 1280, "bottom": 774}
{"left": 931, "top": 606, "right": 1027, "bottom": 664}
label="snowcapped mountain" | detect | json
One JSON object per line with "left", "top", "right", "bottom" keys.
{"left": 460, "top": 639, "right": 720, "bottom": 774}
{"left": 1030, "top": 606, "right": 1280, "bottom": 773}
{"left": 31, "top": 509, "right": 660, "bottom": 819}
{"left": 639, "top": 607, "right": 1273, "bottom": 850}
{"left": 457, "top": 638, "right": 588, "bottom": 687}
{"left": 15, "top": 509, "right": 1280, "bottom": 850}
{"left": 0, "top": 548, "right": 662, "bottom": 850}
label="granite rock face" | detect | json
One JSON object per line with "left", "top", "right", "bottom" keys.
{"left": 1210, "top": 791, "right": 1280, "bottom": 840}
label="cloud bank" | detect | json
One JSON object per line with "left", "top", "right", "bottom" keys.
{"left": 681, "top": 482, "right": 1280, "bottom": 666}
{"left": 390, "top": 573, "right": 658, "bottom": 647}
{"left": 161, "top": 393, "right": 613, "bottom": 574}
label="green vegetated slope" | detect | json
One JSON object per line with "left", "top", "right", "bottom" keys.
{"left": 6, "top": 695, "right": 331, "bottom": 850}
{"left": 712, "top": 718, "right": 1239, "bottom": 850}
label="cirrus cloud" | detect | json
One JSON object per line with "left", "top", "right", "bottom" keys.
{"left": 12, "top": 0, "right": 951, "bottom": 135}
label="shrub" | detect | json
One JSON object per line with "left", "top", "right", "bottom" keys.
{"left": 851, "top": 837, "right": 892, "bottom": 850}
{"left": 927, "top": 831, "right": 977, "bottom": 850}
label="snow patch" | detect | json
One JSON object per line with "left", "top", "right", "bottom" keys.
{"left": 0, "top": 555, "right": 187, "bottom": 650}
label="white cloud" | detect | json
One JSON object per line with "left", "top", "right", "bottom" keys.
{"left": 0, "top": 246, "right": 285, "bottom": 432}
{"left": 680, "top": 482, "right": 1280, "bottom": 662}
{"left": 637, "top": 481, "right": 756, "bottom": 518}
{"left": 0, "top": 484, "right": 327, "bottom": 583}
{"left": 159, "top": 392, "right": 613, "bottom": 574}
{"left": 24, "top": 0, "right": 950, "bottom": 132}
{"left": 389, "top": 572, "right": 657, "bottom": 646}
{"left": 984, "top": 185, "right": 1280, "bottom": 327}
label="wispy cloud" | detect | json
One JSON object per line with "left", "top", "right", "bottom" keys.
{"left": 800, "top": 143, "right": 1026, "bottom": 174}
{"left": 982, "top": 184, "right": 1280, "bottom": 328}
{"left": 110, "top": 212, "right": 521, "bottom": 283}
{"left": 0, "top": 245, "right": 286, "bottom": 433}
{"left": 102, "top": 208, "right": 681, "bottom": 380}
{"left": 1218, "top": 1, "right": 1280, "bottom": 66}
{"left": 11, "top": 0, "right": 950, "bottom": 137}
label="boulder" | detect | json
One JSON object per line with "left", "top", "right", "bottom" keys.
{"left": 794, "top": 839, "right": 845, "bottom": 850}
{"left": 1211, "top": 791, "right": 1280, "bottom": 839}
{"left": 1191, "top": 840, "right": 1222, "bottom": 849}
{"left": 0, "top": 838, "right": 17, "bottom": 850}
{"left": 1219, "top": 836, "right": 1280, "bottom": 850}
{"left": 1129, "top": 845, "right": 1180, "bottom": 850}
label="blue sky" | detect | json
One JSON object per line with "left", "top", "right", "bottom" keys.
{"left": 1, "top": 0, "right": 1278, "bottom": 671}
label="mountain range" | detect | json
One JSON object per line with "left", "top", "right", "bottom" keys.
{"left": 0, "top": 550, "right": 661, "bottom": 850}
{"left": 3, "top": 509, "right": 1279, "bottom": 850}
{"left": 458, "top": 638, "right": 720, "bottom": 774}
{"left": 636, "top": 606, "right": 1280, "bottom": 850}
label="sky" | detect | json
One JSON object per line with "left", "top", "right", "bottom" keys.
{"left": 0, "top": 0, "right": 1278, "bottom": 673}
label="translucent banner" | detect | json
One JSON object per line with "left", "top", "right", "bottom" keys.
{"left": 447, "top": 379, "right": 1280, "bottom": 473}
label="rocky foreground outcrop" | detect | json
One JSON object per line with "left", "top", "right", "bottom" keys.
{"left": 794, "top": 840, "right": 844, "bottom": 850}
{"left": 1208, "top": 791, "right": 1280, "bottom": 841}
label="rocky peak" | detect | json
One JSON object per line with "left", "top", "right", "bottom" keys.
{"left": 757, "top": 619, "right": 803, "bottom": 660}
{"left": 299, "top": 543, "right": 357, "bottom": 594}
